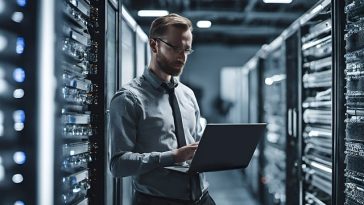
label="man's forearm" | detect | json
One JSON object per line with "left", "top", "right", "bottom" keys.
{"left": 109, "top": 151, "right": 175, "bottom": 177}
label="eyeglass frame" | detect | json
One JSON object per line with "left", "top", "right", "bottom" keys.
{"left": 154, "top": 38, "right": 194, "bottom": 55}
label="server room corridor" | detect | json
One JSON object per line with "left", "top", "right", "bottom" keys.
{"left": 1, "top": 0, "right": 361, "bottom": 205}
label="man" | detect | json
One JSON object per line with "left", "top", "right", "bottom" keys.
{"left": 109, "top": 13, "right": 215, "bottom": 205}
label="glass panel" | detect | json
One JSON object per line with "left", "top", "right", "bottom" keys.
{"left": 106, "top": 5, "right": 117, "bottom": 106}
{"left": 121, "top": 19, "right": 135, "bottom": 86}
{"left": 135, "top": 35, "right": 145, "bottom": 77}
{"left": 106, "top": 4, "right": 117, "bottom": 205}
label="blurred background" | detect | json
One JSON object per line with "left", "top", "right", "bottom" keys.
{"left": 124, "top": 0, "right": 317, "bottom": 123}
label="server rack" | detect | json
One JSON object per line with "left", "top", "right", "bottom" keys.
{"left": 0, "top": 1, "right": 148, "bottom": 205}
{"left": 247, "top": 58, "right": 260, "bottom": 125}
{"left": 240, "top": 0, "right": 356, "bottom": 204}
{"left": 105, "top": 4, "right": 149, "bottom": 205}
{"left": 119, "top": 7, "right": 137, "bottom": 205}
{"left": 298, "top": 2, "right": 333, "bottom": 204}
{"left": 343, "top": 0, "right": 364, "bottom": 204}
{"left": 242, "top": 57, "right": 261, "bottom": 198}
{"left": 55, "top": 0, "right": 106, "bottom": 204}
{"left": 284, "top": 31, "right": 300, "bottom": 205}
{"left": 241, "top": 1, "right": 348, "bottom": 204}
{"left": 0, "top": 1, "right": 39, "bottom": 204}
{"left": 118, "top": 6, "right": 150, "bottom": 205}
{"left": 105, "top": 1, "right": 120, "bottom": 205}
{"left": 260, "top": 44, "right": 288, "bottom": 205}
{"left": 332, "top": 0, "right": 345, "bottom": 204}
{"left": 257, "top": 34, "right": 302, "bottom": 204}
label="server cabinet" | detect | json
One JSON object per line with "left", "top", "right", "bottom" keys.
{"left": 55, "top": 0, "right": 106, "bottom": 204}
{"left": 242, "top": 0, "right": 350, "bottom": 204}
{"left": 105, "top": 1, "right": 120, "bottom": 205}
{"left": 332, "top": 0, "right": 345, "bottom": 204}
{"left": 248, "top": 58, "right": 260, "bottom": 124}
{"left": 0, "top": 1, "right": 39, "bottom": 204}
{"left": 257, "top": 32, "right": 301, "bottom": 205}
{"left": 298, "top": 1, "right": 333, "bottom": 204}
{"left": 285, "top": 32, "right": 300, "bottom": 205}
{"left": 242, "top": 57, "right": 261, "bottom": 197}
{"left": 120, "top": 7, "right": 143, "bottom": 205}
{"left": 260, "top": 44, "right": 288, "bottom": 205}
{"left": 257, "top": 57, "right": 266, "bottom": 204}
{"left": 342, "top": 0, "right": 364, "bottom": 204}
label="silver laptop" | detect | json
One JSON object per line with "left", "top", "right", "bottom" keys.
{"left": 165, "top": 123, "right": 266, "bottom": 174}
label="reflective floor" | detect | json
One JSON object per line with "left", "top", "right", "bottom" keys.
{"left": 206, "top": 170, "right": 260, "bottom": 205}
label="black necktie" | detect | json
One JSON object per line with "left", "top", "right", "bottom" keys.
{"left": 162, "top": 83, "right": 186, "bottom": 148}
{"left": 162, "top": 83, "right": 202, "bottom": 201}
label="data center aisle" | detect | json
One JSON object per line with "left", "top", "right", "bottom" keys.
{"left": 206, "top": 170, "right": 261, "bottom": 205}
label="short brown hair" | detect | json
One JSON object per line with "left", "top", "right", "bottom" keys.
{"left": 149, "top": 13, "right": 193, "bottom": 39}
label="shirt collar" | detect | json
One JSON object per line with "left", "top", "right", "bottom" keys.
{"left": 143, "top": 68, "right": 179, "bottom": 90}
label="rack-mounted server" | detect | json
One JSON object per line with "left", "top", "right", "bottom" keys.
{"left": 344, "top": 0, "right": 364, "bottom": 204}
{"left": 300, "top": 6, "right": 333, "bottom": 204}
{"left": 57, "top": 0, "right": 104, "bottom": 204}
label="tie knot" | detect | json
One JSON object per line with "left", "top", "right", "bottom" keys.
{"left": 161, "top": 83, "right": 175, "bottom": 93}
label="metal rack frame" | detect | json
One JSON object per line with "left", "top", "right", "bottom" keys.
{"left": 332, "top": 0, "right": 346, "bottom": 204}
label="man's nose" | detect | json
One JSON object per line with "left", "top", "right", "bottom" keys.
{"left": 177, "top": 51, "right": 187, "bottom": 62}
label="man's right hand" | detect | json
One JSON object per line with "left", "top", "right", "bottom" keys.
{"left": 172, "top": 143, "right": 199, "bottom": 163}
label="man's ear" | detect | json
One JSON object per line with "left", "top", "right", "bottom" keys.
{"left": 149, "top": 38, "right": 158, "bottom": 53}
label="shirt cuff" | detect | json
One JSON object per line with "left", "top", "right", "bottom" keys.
{"left": 159, "top": 151, "right": 175, "bottom": 166}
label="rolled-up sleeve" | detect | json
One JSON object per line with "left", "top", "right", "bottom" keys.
{"left": 109, "top": 90, "right": 175, "bottom": 178}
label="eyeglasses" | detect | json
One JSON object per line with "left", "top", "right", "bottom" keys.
{"left": 155, "top": 38, "right": 194, "bottom": 55}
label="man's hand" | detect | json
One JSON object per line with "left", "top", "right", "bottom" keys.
{"left": 172, "top": 142, "right": 199, "bottom": 163}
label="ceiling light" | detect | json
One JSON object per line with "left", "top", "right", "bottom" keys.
{"left": 263, "top": 0, "right": 292, "bottom": 3}
{"left": 197, "top": 20, "right": 211, "bottom": 28}
{"left": 138, "top": 10, "right": 169, "bottom": 17}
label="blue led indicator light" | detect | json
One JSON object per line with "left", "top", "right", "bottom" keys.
{"left": 14, "top": 110, "right": 25, "bottom": 123}
{"left": 13, "top": 152, "right": 26, "bottom": 165}
{"left": 13, "top": 68, "right": 25, "bottom": 83}
{"left": 16, "top": 37, "right": 25, "bottom": 54}
{"left": 16, "top": 0, "right": 27, "bottom": 7}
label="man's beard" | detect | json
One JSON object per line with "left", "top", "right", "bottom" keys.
{"left": 156, "top": 53, "right": 184, "bottom": 77}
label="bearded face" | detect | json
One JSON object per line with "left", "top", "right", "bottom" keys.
{"left": 153, "top": 26, "right": 193, "bottom": 77}
{"left": 155, "top": 48, "right": 185, "bottom": 76}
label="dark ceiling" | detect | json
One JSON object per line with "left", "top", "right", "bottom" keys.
{"left": 123, "top": 0, "right": 318, "bottom": 45}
